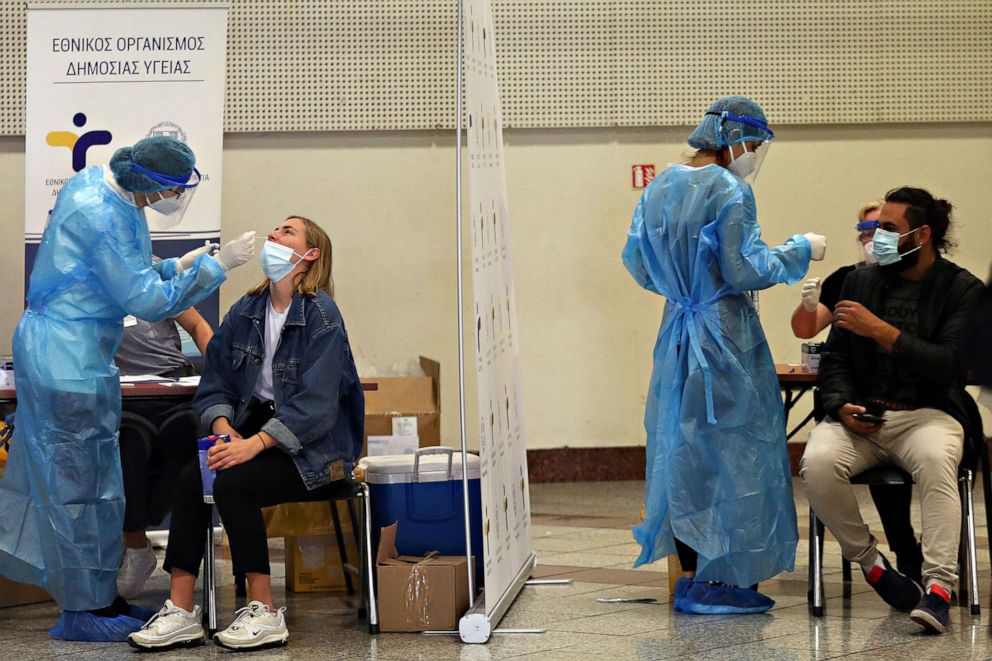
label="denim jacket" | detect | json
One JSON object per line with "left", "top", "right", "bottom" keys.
{"left": 194, "top": 288, "right": 364, "bottom": 490}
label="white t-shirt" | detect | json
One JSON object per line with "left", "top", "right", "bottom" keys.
{"left": 253, "top": 299, "right": 291, "bottom": 402}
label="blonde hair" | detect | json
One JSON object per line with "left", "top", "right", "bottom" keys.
{"left": 858, "top": 199, "right": 884, "bottom": 222}
{"left": 247, "top": 216, "right": 334, "bottom": 298}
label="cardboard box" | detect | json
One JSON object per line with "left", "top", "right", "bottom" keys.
{"left": 285, "top": 533, "right": 359, "bottom": 593}
{"left": 263, "top": 500, "right": 353, "bottom": 538}
{"left": 376, "top": 523, "right": 471, "bottom": 632}
{"left": 0, "top": 577, "right": 50, "bottom": 609}
{"left": 360, "top": 356, "right": 440, "bottom": 457}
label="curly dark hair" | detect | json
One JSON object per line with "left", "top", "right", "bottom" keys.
{"left": 884, "top": 186, "right": 955, "bottom": 254}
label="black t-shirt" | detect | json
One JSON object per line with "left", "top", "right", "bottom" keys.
{"left": 867, "top": 279, "right": 923, "bottom": 405}
{"left": 820, "top": 264, "right": 857, "bottom": 313}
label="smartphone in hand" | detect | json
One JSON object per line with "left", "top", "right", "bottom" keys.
{"left": 852, "top": 412, "right": 885, "bottom": 425}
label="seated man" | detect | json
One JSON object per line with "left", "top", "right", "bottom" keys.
{"left": 792, "top": 199, "right": 923, "bottom": 583}
{"left": 800, "top": 187, "right": 983, "bottom": 634}
{"left": 115, "top": 286, "right": 213, "bottom": 599}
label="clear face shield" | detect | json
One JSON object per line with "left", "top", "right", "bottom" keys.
{"left": 130, "top": 163, "right": 201, "bottom": 229}
{"left": 718, "top": 112, "right": 774, "bottom": 183}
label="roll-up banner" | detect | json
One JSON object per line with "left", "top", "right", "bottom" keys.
{"left": 464, "top": 0, "right": 534, "bottom": 618}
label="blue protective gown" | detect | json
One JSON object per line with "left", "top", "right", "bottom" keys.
{"left": 623, "top": 164, "right": 810, "bottom": 587}
{"left": 0, "top": 166, "right": 226, "bottom": 610}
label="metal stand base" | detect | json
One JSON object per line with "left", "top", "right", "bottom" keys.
{"left": 458, "top": 553, "right": 543, "bottom": 643}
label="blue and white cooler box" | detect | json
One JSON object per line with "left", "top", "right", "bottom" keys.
{"left": 359, "top": 447, "right": 483, "bottom": 581}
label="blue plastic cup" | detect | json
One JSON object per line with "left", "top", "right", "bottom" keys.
{"left": 197, "top": 434, "right": 230, "bottom": 503}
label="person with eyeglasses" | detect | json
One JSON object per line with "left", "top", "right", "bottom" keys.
{"left": 0, "top": 135, "right": 255, "bottom": 642}
{"left": 622, "top": 95, "right": 826, "bottom": 614}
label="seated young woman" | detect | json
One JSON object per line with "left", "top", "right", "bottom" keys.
{"left": 129, "top": 216, "right": 364, "bottom": 652}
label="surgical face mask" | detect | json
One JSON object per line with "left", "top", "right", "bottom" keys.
{"left": 260, "top": 240, "right": 312, "bottom": 282}
{"left": 872, "top": 227, "right": 922, "bottom": 267}
{"left": 728, "top": 149, "right": 757, "bottom": 179}
{"left": 133, "top": 166, "right": 200, "bottom": 229}
{"left": 718, "top": 112, "right": 773, "bottom": 182}
{"left": 861, "top": 240, "right": 877, "bottom": 265}
{"left": 147, "top": 190, "right": 183, "bottom": 215}
{"left": 725, "top": 141, "right": 770, "bottom": 183}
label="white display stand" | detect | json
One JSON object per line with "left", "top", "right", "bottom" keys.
{"left": 452, "top": 0, "right": 538, "bottom": 644}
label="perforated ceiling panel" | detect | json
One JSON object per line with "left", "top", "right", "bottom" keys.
{"left": 611, "top": 1, "right": 880, "bottom": 126}
{"left": 1, "top": 0, "right": 990, "bottom": 135}
{"left": 226, "top": 1, "right": 456, "bottom": 131}
{"left": 0, "top": 2, "right": 25, "bottom": 136}
{"left": 495, "top": 1, "right": 616, "bottom": 128}
{"left": 873, "top": 1, "right": 991, "bottom": 123}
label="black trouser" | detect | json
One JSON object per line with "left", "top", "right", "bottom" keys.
{"left": 674, "top": 539, "right": 759, "bottom": 589}
{"left": 674, "top": 538, "right": 698, "bottom": 573}
{"left": 869, "top": 483, "right": 920, "bottom": 562}
{"left": 119, "top": 400, "right": 198, "bottom": 532}
{"left": 162, "top": 400, "right": 335, "bottom": 577}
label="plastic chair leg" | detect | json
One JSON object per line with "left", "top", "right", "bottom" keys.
{"left": 360, "top": 483, "right": 379, "bottom": 634}
{"left": 809, "top": 507, "right": 825, "bottom": 616}
{"left": 961, "top": 470, "right": 981, "bottom": 615}
{"left": 202, "top": 521, "right": 218, "bottom": 634}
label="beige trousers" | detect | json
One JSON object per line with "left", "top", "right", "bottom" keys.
{"left": 800, "top": 408, "right": 964, "bottom": 591}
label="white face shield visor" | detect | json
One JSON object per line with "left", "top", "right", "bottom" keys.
{"left": 130, "top": 163, "right": 201, "bottom": 229}
{"left": 719, "top": 112, "right": 774, "bottom": 184}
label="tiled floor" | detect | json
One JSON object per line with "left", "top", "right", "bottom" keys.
{"left": 2, "top": 478, "right": 990, "bottom": 660}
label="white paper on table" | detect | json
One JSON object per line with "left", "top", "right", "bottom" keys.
{"left": 118, "top": 374, "right": 201, "bottom": 386}
{"left": 168, "top": 376, "right": 201, "bottom": 387}
{"left": 119, "top": 374, "right": 171, "bottom": 384}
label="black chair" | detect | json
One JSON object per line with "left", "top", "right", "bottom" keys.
{"left": 201, "top": 476, "right": 379, "bottom": 635}
{"left": 808, "top": 463, "right": 985, "bottom": 616}
{"left": 233, "top": 495, "right": 362, "bottom": 596}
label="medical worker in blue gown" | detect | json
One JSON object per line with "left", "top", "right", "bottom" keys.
{"left": 0, "top": 136, "right": 256, "bottom": 641}
{"left": 622, "top": 96, "right": 828, "bottom": 613}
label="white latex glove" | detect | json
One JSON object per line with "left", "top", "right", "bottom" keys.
{"left": 176, "top": 243, "right": 218, "bottom": 273}
{"left": 212, "top": 231, "right": 256, "bottom": 271}
{"left": 804, "top": 232, "right": 827, "bottom": 261}
{"left": 801, "top": 277, "right": 822, "bottom": 312}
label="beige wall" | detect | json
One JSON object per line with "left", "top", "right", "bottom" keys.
{"left": 0, "top": 123, "right": 989, "bottom": 450}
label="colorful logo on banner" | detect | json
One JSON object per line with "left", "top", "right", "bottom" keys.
{"left": 45, "top": 113, "right": 113, "bottom": 172}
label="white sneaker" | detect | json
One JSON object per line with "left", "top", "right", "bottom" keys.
{"left": 214, "top": 601, "right": 289, "bottom": 650}
{"left": 117, "top": 541, "right": 157, "bottom": 599}
{"left": 128, "top": 599, "right": 205, "bottom": 650}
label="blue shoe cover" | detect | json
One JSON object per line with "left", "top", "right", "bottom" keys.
{"left": 677, "top": 581, "right": 775, "bottom": 614}
{"left": 673, "top": 577, "right": 694, "bottom": 613}
{"left": 48, "top": 610, "right": 145, "bottom": 642}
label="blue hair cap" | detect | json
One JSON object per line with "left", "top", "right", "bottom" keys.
{"left": 687, "top": 95, "right": 769, "bottom": 150}
{"left": 109, "top": 135, "right": 196, "bottom": 193}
